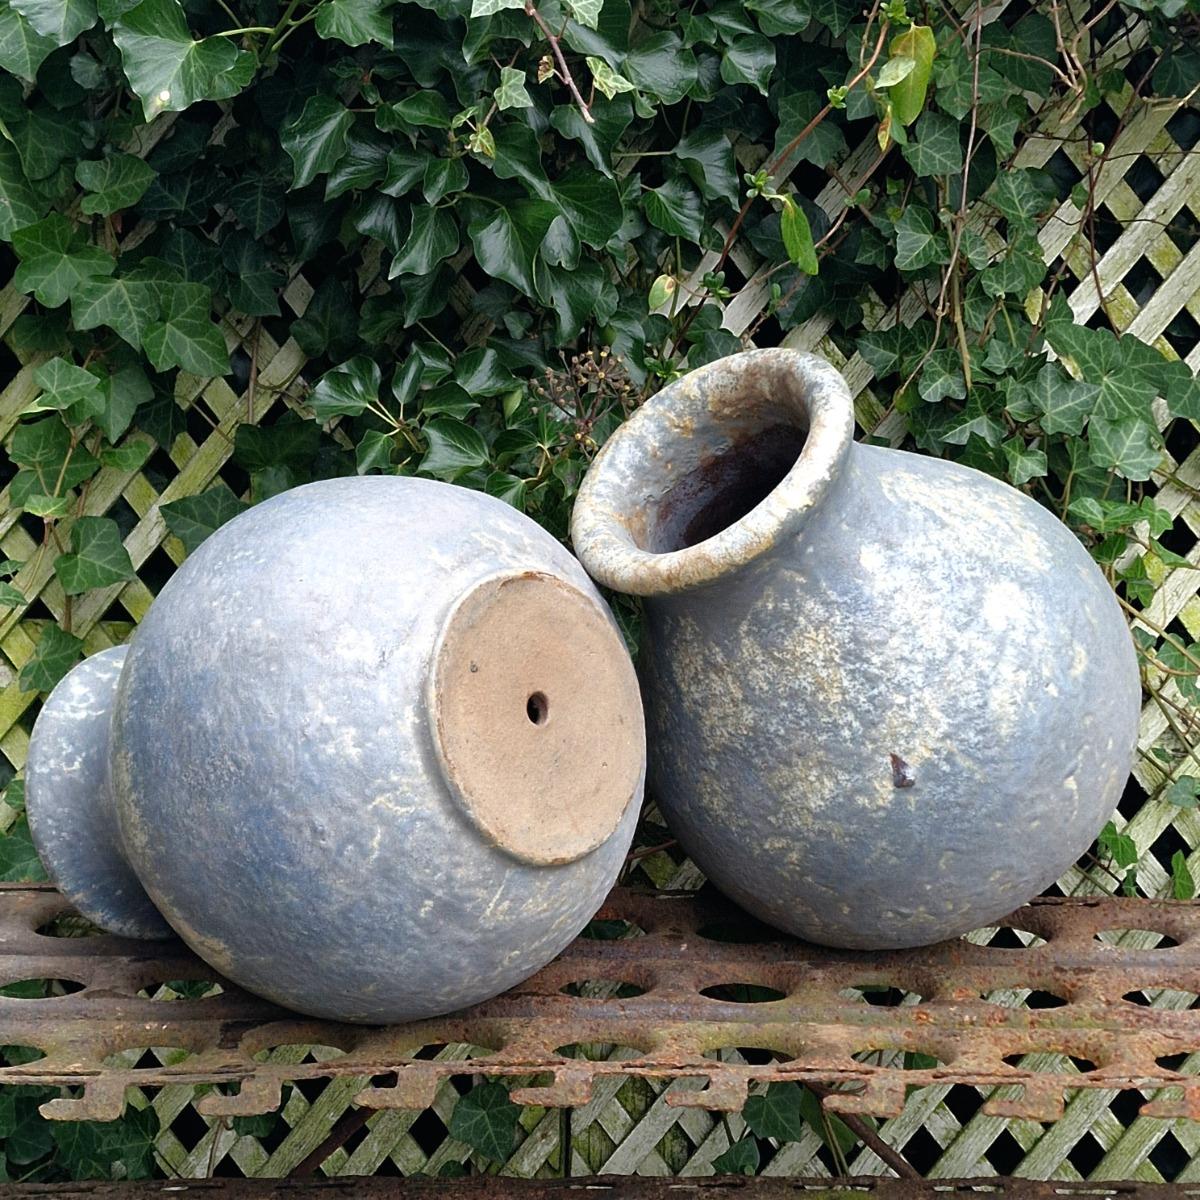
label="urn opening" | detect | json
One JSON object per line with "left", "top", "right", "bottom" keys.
{"left": 654, "top": 424, "right": 808, "bottom": 552}
{"left": 571, "top": 349, "right": 855, "bottom": 596}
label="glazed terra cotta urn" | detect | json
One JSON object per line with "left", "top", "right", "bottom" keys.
{"left": 571, "top": 348, "right": 1140, "bottom": 950}
{"left": 26, "top": 475, "right": 645, "bottom": 1022}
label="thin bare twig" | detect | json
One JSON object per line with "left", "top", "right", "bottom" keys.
{"left": 526, "top": 1, "right": 594, "bottom": 124}
{"left": 807, "top": 1082, "right": 921, "bottom": 1179}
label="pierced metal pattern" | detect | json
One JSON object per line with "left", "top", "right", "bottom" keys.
{"left": 3, "top": 884, "right": 1199, "bottom": 1126}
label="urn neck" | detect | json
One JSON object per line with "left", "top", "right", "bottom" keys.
{"left": 571, "top": 349, "right": 855, "bottom": 596}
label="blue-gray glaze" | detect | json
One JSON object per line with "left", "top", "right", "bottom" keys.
{"left": 572, "top": 348, "right": 1141, "bottom": 950}
{"left": 30, "top": 476, "right": 644, "bottom": 1023}
{"left": 25, "top": 645, "right": 172, "bottom": 939}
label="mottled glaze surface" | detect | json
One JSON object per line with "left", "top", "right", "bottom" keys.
{"left": 32, "top": 476, "right": 644, "bottom": 1022}
{"left": 25, "top": 645, "right": 171, "bottom": 939}
{"left": 572, "top": 349, "right": 1140, "bottom": 950}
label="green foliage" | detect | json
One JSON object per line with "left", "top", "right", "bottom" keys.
{"left": 446, "top": 1079, "right": 520, "bottom": 1161}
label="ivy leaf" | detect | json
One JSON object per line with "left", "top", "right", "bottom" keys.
{"left": 420, "top": 416, "right": 489, "bottom": 480}
{"left": 1154, "top": 49, "right": 1200, "bottom": 97}
{"left": 713, "top": 1137, "right": 759, "bottom": 1175}
{"left": 0, "top": 1085, "right": 55, "bottom": 1163}
{"left": 743, "top": 1082, "right": 806, "bottom": 1142}
{"left": 887, "top": 25, "right": 935, "bottom": 125}
{"left": 10, "top": 0, "right": 95, "bottom": 44}
{"left": 876, "top": 55, "right": 914, "bottom": 88}
{"left": 1024, "top": 362, "right": 1098, "bottom": 436}
{"left": 0, "top": 141, "right": 43, "bottom": 238}
{"left": 19, "top": 625, "right": 83, "bottom": 693}
{"left": 356, "top": 428, "right": 394, "bottom": 473}
{"left": 455, "top": 347, "right": 513, "bottom": 396}
{"left": 309, "top": 356, "right": 380, "bottom": 420}
{"left": 381, "top": 144, "right": 430, "bottom": 196}
{"left": 234, "top": 416, "right": 320, "bottom": 476}
{"left": 1172, "top": 850, "right": 1195, "bottom": 900}
{"left": 565, "top": 0, "right": 601, "bottom": 28}
{"left": 54, "top": 516, "right": 136, "bottom": 594}
{"left": 32, "top": 356, "right": 104, "bottom": 419}
{"left": 587, "top": 55, "right": 635, "bottom": 100}
{"left": 101, "top": 440, "right": 153, "bottom": 471}
{"left": 980, "top": 237, "right": 1045, "bottom": 298}
{"left": 10, "top": 414, "right": 99, "bottom": 492}
{"left": 469, "top": 0, "right": 522, "bottom": 13}
{"left": 917, "top": 349, "right": 965, "bottom": 403}
{"left": 10, "top": 104, "right": 84, "bottom": 184}
{"left": 773, "top": 89, "right": 846, "bottom": 169}
{"left": 494, "top": 64, "right": 533, "bottom": 109}
{"left": 1163, "top": 777, "right": 1200, "bottom": 809}
{"left": 720, "top": 34, "right": 774, "bottom": 95}
{"left": 467, "top": 199, "right": 556, "bottom": 297}
{"left": 988, "top": 168, "right": 1058, "bottom": 226}
{"left": 228, "top": 171, "right": 286, "bottom": 237}
{"left": 1001, "top": 436, "right": 1047, "bottom": 485}
{"left": 75, "top": 152, "right": 155, "bottom": 215}
{"left": 675, "top": 126, "right": 737, "bottom": 208}
{"left": 222, "top": 231, "right": 283, "bottom": 317}
{"left": 70, "top": 271, "right": 157, "bottom": 349}
{"left": 0, "top": 814, "right": 47, "bottom": 879}
{"left": 314, "top": 0, "right": 393, "bottom": 47}
{"left": 534, "top": 255, "right": 614, "bottom": 343}
{"left": 0, "top": 2, "right": 56, "bottom": 82}
{"left": 12, "top": 213, "right": 116, "bottom": 309}
{"left": 1098, "top": 820, "right": 1138, "bottom": 870}
{"left": 292, "top": 277, "right": 358, "bottom": 359}
{"left": 553, "top": 166, "right": 622, "bottom": 248}
{"left": 389, "top": 204, "right": 459, "bottom": 278}
{"left": 384, "top": 90, "right": 452, "bottom": 129}
{"left": 900, "top": 110, "right": 962, "bottom": 178}
{"left": 447, "top": 1081, "right": 518, "bottom": 1161}
{"left": 52, "top": 1107, "right": 159, "bottom": 1180}
{"left": 625, "top": 32, "right": 696, "bottom": 104}
{"left": 934, "top": 395, "right": 1004, "bottom": 447}
{"left": 282, "top": 95, "right": 354, "bottom": 189}
{"left": 644, "top": 176, "right": 703, "bottom": 241}
{"left": 480, "top": 470, "right": 524, "bottom": 512}
{"left": 112, "top": 0, "right": 240, "bottom": 118}
{"left": 160, "top": 482, "right": 246, "bottom": 554}
{"left": 745, "top": 0, "right": 807, "bottom": 33}
{"left": 142, "top": 282, "right": 229, "bottom": 376}
{"left": 1046, "top": 324, "right": 1162, "bottom": 425}
{"left": 1088, "top": 417, "right": 1161, "bottom": 481}
{"left": 780, "top": 197, "right": 817, "bottom": 275}
{"left": 423, "top": 156, "right": 468, "bottom": 205}
{"left": 893, "top": 205, "right": 948, "bottom": 271}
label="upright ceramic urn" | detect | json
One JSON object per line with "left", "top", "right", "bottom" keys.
{"left": 571, "top": 348, "right": 1139, "bottom": 949}
{"left": 27, "top": 476, "right": 645, "bottom": 1022}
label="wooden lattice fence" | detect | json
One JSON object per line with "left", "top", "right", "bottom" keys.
{"left": 1, "top": 0, "right": 1199, "bottom": 1183}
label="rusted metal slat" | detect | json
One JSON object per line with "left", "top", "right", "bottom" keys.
{"left": 2, "top": 885, "right": 1198, "bottom": 1124}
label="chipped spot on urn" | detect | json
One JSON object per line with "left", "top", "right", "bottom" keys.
{"left": 571, "top": 348, "right": 1141, "bottom": 950}
{"left": 27, "top": 476, "right": 645, "bottom": 1023}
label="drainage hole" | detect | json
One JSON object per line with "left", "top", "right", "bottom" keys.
{"left": 526, "top": 691, "right": 549, "bottom": 725}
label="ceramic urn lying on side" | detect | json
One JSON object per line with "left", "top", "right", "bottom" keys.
{"left": 26, "top": 475, "right": 645, "bottom": 1022}
{"left": 571, "top": 348, "right": 1140, "bottom": 950}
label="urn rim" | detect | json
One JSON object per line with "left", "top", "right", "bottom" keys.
{"left": 571, "top": 348, "right": 855, "bottom": 596}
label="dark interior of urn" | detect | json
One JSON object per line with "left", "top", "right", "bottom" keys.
{"left": 651, "top": 424, "right": 807, "bottom": 552}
